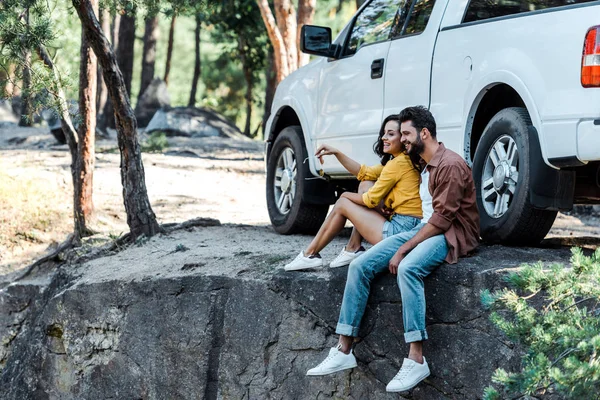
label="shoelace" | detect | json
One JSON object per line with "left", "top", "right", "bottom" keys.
{"left": 393, "top": 363, "right": 414, "bottom": 381}
{"left": 317, "top": 344, "right": 343, "bottom": 367}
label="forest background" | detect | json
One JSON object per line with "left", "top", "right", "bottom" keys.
{"left": 0, "top": 0, "right": 368, "bottom": 268}
{"left": 0, "top": 0, "right": 362, "bottom": 137}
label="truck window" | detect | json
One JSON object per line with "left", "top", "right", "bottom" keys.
{"left": 403, "top": 0, "right": 436, "bottom": 35}
{"left": 463, "top": 0, "right": 598, "bottom": 23}
{"left": 345, "top": 0, "right": 404, "bottom": 56}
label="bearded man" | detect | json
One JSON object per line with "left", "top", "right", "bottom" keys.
{"left": 306, "top": 105, "right": 480, "bottom": 392}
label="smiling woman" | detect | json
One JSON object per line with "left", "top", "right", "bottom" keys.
{"left": 283, "top": 114, "right": 423, "bottom": 272}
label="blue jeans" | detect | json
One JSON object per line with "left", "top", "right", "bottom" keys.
{"left": 336, "top": 224, "right": 448, "bottom": 343}
{"left": 382, "top": 214, "right": 421, "bottom": 239}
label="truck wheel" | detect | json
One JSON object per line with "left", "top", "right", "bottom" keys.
{"left": 266, "top": 126, "right": 328, "bottom": 234}
{"left": 472, "top": 107, "right": 557, "bottom": 245}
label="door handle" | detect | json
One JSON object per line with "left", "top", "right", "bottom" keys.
{"left": 371, "top": 58, "right": 384, "bottom": 79}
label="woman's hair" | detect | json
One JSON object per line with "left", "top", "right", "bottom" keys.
{"left": 373, "top": 114, "right": 421, "bottom": 171}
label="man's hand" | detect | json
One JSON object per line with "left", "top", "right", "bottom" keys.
{"left": 375, "top": 200, "right": 394, "bottom": 219}
{"left": 389, "top": 245, "right": 410, "bottom": 274}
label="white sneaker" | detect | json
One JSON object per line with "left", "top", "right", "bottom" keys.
{"left": 306, "top": 344, "right": 357, "bottom": 376}
{"left": 284, "top": 251, "right": 323, "bottom": 271}
{"left": 329, "top": 246, "right": 365, "bottom": 268}
{"left": 386, "top": 357, "right": 430, "bottom": 392}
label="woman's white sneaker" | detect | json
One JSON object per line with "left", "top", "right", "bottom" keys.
{"left": 329, "top": 246, "right": 365, "bottom": 268}
{"left": 386, "top": 357, "right": 430, "bottom": 392}
{"left": 306, "top": 344, "right": 357, "bottom": 375}
{"left": 284, "top": 251, "right": 323, "bottom": 271}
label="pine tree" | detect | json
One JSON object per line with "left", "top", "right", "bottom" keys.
{"left": 482, "top": 248, "right": 600, "bottom": 399}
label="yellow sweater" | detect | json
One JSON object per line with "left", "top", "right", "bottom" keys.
{"left": 357, "top": 154, "right": 422, "bottom": 218}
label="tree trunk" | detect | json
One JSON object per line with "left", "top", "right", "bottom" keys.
{"left": 0, "top": 66, "right": 8, "bottom": 97}
{"left": 19, "top": 53, "right": 33, "bottom": 126}
{"left": 96, "top": 6, "right": 110, "bottom": 129}
{"left": 4, "top": 63, "right": 17, "bottom": 97}
{"left": 188, "top": 15, "right": 201, "bottom": 108}
{"left": 138, "top": 16, "right": 159, "bottom": 100}
{"left": 356, "top": 0, "right": 366, "bottom": 8}
{"left": 111, "top": 12, "right": 121, "bottom": 50}
{"left": 117, "top": 11, "right": 136, "bottom": 97}
{"left": 296, "top": 0, "right": 316, "bottom": 67}
{"left": 102, "top": 12, "right": 120, "bottom": 129}
{"left": 74, "top": 0, "right": 99, "bottom": 239}
{"left": 256, "top": 0, "right": 289, "bottom": 84}
{"left": 19, "top": 9, "right": 33, "bottom": 127}
{"left": 164, "top": 15, "right": 176, "bottom": 85}
{"left": 72, "top": 0, "right": 160, "bottom": 240}
{"left": 263, "top": 48, "right": 276, "bottom": 134}
{"left": 238, "top": 37, "right": 253, "bottom": 137}
{"left": 36, "top": 45, "right": 79, "bottom": 185}
{"left": 274, "top": 0, "right": 297, "bottom": 73}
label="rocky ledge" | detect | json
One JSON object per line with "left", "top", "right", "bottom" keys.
{"left": 0, "top": 225, "right": 585, "bottom": 399}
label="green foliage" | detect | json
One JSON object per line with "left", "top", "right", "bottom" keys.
{"left": 141, "top": 131, "right": 168, "bottom": 153}
{"left": 482, "top": 248, "right": 600, "bottom": 399}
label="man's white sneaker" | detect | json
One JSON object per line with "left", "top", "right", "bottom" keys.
{"left": 306, "top": 344, "right": 357, "bottom": 376}
{"left": 329, "top": 246, "right": 365, "bottom": 268}
{"left": 284, "top": 251, "right": 323, "bottom": 271}
{"left": 386, "top": 357, "right": 430, "bottom": 392}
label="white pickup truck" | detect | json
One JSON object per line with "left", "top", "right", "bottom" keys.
{"left": 264, "top": 0, "right": 600, "bottom": 244}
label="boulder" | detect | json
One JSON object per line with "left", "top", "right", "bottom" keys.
{"left": 0, "top": 100, "right": 18, "bottom": 123}
{"left": 41, "top": 102, "right": 79, "bottom": 145}
{"left": 134, "top": 78, "right": 171, "bottom": 127}
{"left": 0, "top": 226, "right": 581, "bottom": 399}
{"left": 145, "top": 107, "right": 246, "bottom": 140}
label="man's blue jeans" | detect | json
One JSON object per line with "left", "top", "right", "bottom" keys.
{"left": 336, "top": 224, "right": 448, "bottom": 343}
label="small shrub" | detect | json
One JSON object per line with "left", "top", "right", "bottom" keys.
{"left": 141, "top": 132, "right": 168, "bottom": 153}
{"left": 482, "top": 248, "right": 600, "bottom": 399}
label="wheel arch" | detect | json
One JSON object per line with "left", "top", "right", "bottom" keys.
{"left": 266, "top": 105, "right": 321, "bottom": 178}
{"left": 467, "top": 83, "right": 576, "bottom": 213}
{"left": 464, "top": 69, "right": 553, "bottom": 165}
{"left": 466, "top": 83, "right": 529, "bottom": 165}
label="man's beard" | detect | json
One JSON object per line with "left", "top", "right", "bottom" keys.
{"left": 406, "top": 135, "right": 425, "bottom": 155}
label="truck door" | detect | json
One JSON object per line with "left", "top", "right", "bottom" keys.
{"left": 315, "top": 0, "right": 408, "bottom": 174}
{"left": 383, "top": 0, "right": 447, "bottom": 118}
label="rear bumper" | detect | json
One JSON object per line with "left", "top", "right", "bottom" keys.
{"left": 546, "top": 118, "right": 600, "bottom": 168}
{"left": 577, "top": 119, "right": 600, "bottom": 162}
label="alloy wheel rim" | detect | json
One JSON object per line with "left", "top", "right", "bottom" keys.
{"left": 273, "top": 147, "right": 297, "bottom": 214}
{"left": 481, "top": 135, "right": 519, "bottom": 218}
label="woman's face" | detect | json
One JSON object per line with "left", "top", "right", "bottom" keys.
{"left": 381, "top": 120, "right": 403, "bottom": 156}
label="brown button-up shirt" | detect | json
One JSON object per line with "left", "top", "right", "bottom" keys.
{"left": 425, "top": 143, "right": 480, "bottom": 264}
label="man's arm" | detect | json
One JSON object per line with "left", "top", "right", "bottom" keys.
{"left": 388, "top": 163, "right": 467, "bottom": 274}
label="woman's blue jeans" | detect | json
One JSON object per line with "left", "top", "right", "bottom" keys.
{"left": 335, "top": 223, "right": 448, "bottom": 343}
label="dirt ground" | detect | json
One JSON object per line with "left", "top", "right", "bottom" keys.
{"left": 0, "top": 125, "right": 599, "bottom": 276}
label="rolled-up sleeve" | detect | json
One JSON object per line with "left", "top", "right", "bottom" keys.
{"left": 356, "top": 164, "right": 383, "bottom": 182}
{"left": 428, "top": 165, "right": 467, "bottom": 231}
{"left": 362, "top": 160, "right": 403, "bottom": 208}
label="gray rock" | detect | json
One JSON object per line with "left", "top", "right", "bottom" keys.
{"left": 145, "top": 107, "right": 245, "bottom": 140}
{"left": 134, "top": 78, "right": 171, "bottom": 127}
{"left": 0, "top": 243, "right": 578, "bottom": 399}
{"left": 41, "top": 102, "right": 79, "bottom": 145}
{"left": 0, "top": 100, "right": 18, "bottom": 123}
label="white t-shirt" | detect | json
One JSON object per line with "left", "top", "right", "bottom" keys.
{"left": 420, "top": 169, "right": 433, "bottom": 223}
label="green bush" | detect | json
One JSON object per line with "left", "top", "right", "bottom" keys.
{"left": 141, "top": 131, "right": 168, "bottom": 153}
{"left": 482, "top": 248, "right": 600, "bottom": 399}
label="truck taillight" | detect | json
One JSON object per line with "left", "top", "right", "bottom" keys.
{"left": 582, "top": 26, "right": 600, "bottom": 88}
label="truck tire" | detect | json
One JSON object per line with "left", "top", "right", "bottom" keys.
{"left": 266, "top": 126, "right": 328, "bottom": 234}
{"left": 472, "top": 107, "right": 557, "bottom": 245}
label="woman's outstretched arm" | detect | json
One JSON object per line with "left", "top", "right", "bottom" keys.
{"left": 315, "top": 144, "right": 361, "bottom": 176}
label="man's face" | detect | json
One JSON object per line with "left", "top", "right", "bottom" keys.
{"left": 400, "top": 121, "right": 425, "bottom": 155}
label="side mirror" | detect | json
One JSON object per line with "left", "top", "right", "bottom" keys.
{"left": 300, "top": 25, "right": 334, "bottom": 58}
